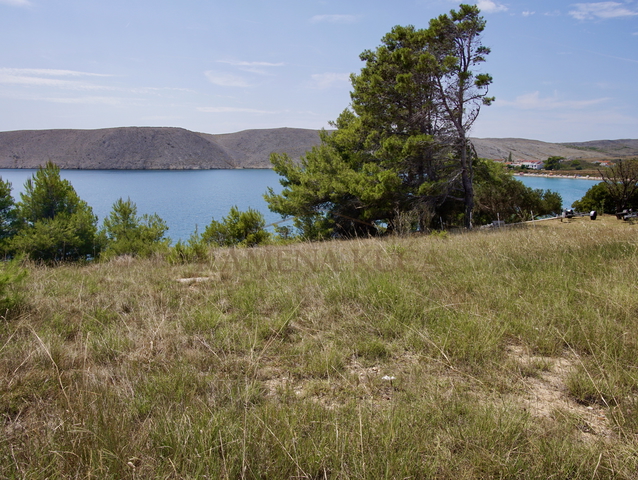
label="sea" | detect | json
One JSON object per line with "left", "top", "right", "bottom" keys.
{"left": 0, "top": 169, "right": 600, "bottom": 242}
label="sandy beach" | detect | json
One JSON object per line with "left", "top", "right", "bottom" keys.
{"left": 514, "top": 172, "right": 602, "bottom": 181}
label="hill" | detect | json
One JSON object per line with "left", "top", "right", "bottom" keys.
{"left": 0, "top": 126, "right": 636, "bottom": 169}
{"left": 471, "top": 137, "right": 638, "bottom": 162}
{"left": 560, "top": 138, "right": 638, "bottom": 157}
{"left": 0, "top": 127, "right": 237, "bottom": 169}
{"left": 199, "top": 127, "right": 322, "bottom": 169}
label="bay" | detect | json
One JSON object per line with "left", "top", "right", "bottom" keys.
{"left": 0, "top": 169, "right": 284, "bottom": 242}
{"left": 0, "top": 169, "right": 600, "bottom": 242}
{"left": 515, "top": 175, "right": 600, "bottom": 210}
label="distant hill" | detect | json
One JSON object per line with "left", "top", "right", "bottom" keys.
{"left": 0, "top": 127, "right": 237, "bottom": 169}
{"left": 471, "top": 138, "right": 638, "bottom": 162}
{"left": 559, "top": 139, "right": 638, "bottom": 157}
{"left": 199, "top": 128, "right": 323, "bottom": 169}
{"left": 0, "top": 127, "right": 635, "bottom": 169}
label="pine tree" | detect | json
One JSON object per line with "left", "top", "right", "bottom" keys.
{"left": 12, "top": 162, "right": 98, "bottom": 261}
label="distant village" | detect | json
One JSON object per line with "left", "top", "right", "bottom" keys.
{"left": 494, "top": 157, "right": 613, "bottom": 171}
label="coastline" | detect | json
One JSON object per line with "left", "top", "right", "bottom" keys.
{"left": 513, "top": 172, "right": 602, "bottom": 181}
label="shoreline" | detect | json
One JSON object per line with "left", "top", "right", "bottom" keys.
{"left": 513, "top": 172, "right": 602, "bottom": 181}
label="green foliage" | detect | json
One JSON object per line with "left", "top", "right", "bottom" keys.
{"left": 266, "top": 4, "right": 493, "bottom": 236}
{"left": 474, "top": 160, "right": 563, "bottom": 223}
{"left": 572, "top": 182, "right": 613, "bottom": 213}
{"left": 100, "top": 197, "right": 169, "bottom": 259}
{"left": 201, "top": 206, "right": 270, "bottom": 247}
{"left": 573, "top": 179, "right": 638, "bottom": 214}
{"left": 0, "top": 177, "right": 18, "bottom": 255}
{"left": 272, "top": 223, "right": 296, "bottom": 242}
{"left": 19, "top": 162, "right": 84, "bottom": 222}
{"left": 11, "top": 210, "right": 99, "bottom": 262}
{"left": 544, "top": 156, "right": 564, "bottom": 171}
{"left": 599, "top": 158, "right": 638, "bottom": 212}
{"left": 12, "top": 162, "right": 98, "bottom": 261}
{"left": 167, "top": 229, "right": 209, "bottom": 264}
{"left": 265, "top": 138, "right": 386, "bottom": 239}
{"left": 570, "top": 160, "right": 582, "bottom": 170}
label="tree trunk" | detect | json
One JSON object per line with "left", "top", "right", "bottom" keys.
{"left": 459, "top": 136, "right": 474, "bottom": 229}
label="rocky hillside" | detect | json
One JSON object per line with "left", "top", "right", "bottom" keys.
{"left": 560, "top": 139, "right": 638, "bottom": 157}
{"left": 471, "top": 138, "right": 638, "bottom": 162}
{"left": 199, "top": 128, "right": 323, "bottom": 169}
{"left": 0, "top": 127, "right": 237, "bottom": 169}
{"left": 0, "top": 127, "right": 635, "bottom": 169}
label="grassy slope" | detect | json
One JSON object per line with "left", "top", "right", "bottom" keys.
{"left": 2, "top": 216, "right": 638, "bottom": 478}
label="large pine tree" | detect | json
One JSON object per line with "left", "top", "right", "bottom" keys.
{"left": 265, "top": 4, "right": 493, "bottom": 237}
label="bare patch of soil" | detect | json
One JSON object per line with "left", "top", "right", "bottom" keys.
{"left": 506, "top": 345, "right": 613, "bottom": 440}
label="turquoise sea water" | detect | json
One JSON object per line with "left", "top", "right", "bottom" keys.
{"left": 0, "top": 169, "right": 599, "bottom": 242}
{"left": 515, "top": 175, "right": 600, "bottom": 210}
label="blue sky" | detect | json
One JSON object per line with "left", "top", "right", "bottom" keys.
{"left": 1, "top": 0, "right": 636, "bottom": 142}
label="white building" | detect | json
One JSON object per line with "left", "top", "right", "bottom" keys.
{"left": 519, "top": 160, "right": 544, "bottom": 170}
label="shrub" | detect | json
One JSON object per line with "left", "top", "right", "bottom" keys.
{"left": 100, "top": 197, "right": 169, "bottom": 259}
{"left": 201, "top": 206, "right": 270, "bottom": 247}
{"left": 167, "top": 228, "right": 209, "bottom": 264}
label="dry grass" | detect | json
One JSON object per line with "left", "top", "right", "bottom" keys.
{"left": 2, "top": 214, "right": 638, "bottom": 478}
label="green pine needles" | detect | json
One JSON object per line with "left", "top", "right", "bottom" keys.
{"left": 266, "top": 4, "right": 495, "bottom": 236}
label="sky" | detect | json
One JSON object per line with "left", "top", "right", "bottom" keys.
{"left": 1, "top": 0, "right": 637, "bottom": 143}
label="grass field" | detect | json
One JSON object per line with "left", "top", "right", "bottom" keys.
{"left": 1, "top": 215, "right": 638, "bottom": 478}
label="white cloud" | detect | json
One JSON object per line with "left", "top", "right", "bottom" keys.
{"left": 569, "top": 2, "right": 638, "bottom": 20}
{"left": 499, "top": 91, "right": 610, "bottom": 110}
{"left": 522, "top": 11, "right": 535, "bottom": 16}
{"left": 309, "top": 73, "right": 350, "bottom": 90}
{"left": 310, "top": 14, "right": 359, "bottom": 24}
{"left": 0, "top": 68, "right": 115, "bottom": 90}
{"left": 0, "top": 69, "right": 198, "bottom": 103}
{"left": 476, "top": 0, "right": 508, "bottom": 13}
{"left": 217, "top": 60, "right": 284, "bottom": 75}
{"left": 0, "top": 0, "right": 32, "bottom": 6}
{"left": 43, "top": 96, "right": 128, "bottom": 105}
{"left": 204, "top": 70, "right": 251, "bottom": 88}
{"left": 0, "top": 68, "right": 111, "bottom": 78}
{"left": 218, "top": 60, "right": 284, "bottom": 68}
{"left": 0, "top": 89, "right": 131, "bottom": 106}
{"left": 197, "top": 106, "right": 275, "bottom": 114}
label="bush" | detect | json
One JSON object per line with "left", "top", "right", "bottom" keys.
{"left": 167, "top": 229, "right": 210, "bottom": 264}
{"left": 201, "top": 206, "right": 269, "bottom": 247}
{"left": 572, "top": 182, "right": 612, "bottom": 213}
{"left": 100, "top": 197, "right": 169, "bottom": 259}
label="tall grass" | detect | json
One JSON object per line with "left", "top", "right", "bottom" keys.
{"left": 2, "top": 215, "right": 638, "bottom": 478}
